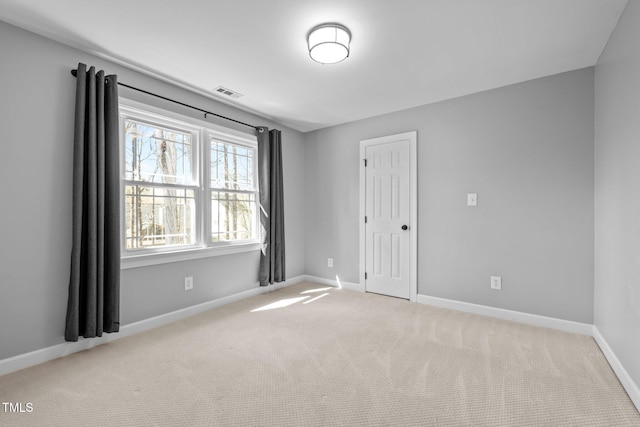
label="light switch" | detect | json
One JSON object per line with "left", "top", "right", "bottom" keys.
{"left": 467, "top": 193, "right": 478, "bottom": 206}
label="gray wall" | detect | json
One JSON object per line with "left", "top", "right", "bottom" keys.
{"left": 0, "top": 14, "right": 609, "bottom": 362}
{"left": 305, "top": 68, "right": 595, "bottom": 323}
{"left": 0, "top": 20, "right": 305, "bottom": 360}
{"left": 594, "top": 0, "right": 640, "bottom": 393}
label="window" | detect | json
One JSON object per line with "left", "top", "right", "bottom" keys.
{"left": 119, "top": 100, "right": 260, "bottom": 266}
{"left": 210, "top": 139, "right": 257, "bottom": 243}
{"left": 123, "top": 118, "right": 198, "bottom": 250}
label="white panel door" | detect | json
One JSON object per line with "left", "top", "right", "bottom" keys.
{"left": 364, "top": 138, "right": 411, "bottom": 299}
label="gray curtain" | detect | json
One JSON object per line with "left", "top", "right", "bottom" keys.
{"left": 258, "top": 128, "right": 286, "bottom": 286}
{"left": 65, "top": 63, "right": 121, "bottom": 342}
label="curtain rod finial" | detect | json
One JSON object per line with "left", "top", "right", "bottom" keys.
{"left": 71, "top": 69, "right": 78, "bottom": 77}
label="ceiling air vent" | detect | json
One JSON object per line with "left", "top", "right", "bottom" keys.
{"left": 213, "top": 86, "right": 243, "bottom": 99}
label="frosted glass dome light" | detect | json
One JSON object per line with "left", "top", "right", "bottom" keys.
{"left": 307, "top": 23, "right": 351, "bottom": 64}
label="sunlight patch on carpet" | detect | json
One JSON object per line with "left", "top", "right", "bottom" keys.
{"left": 301, "top": 287, "right": 333, "bottom": 294}
{"left": 303, "top": 293, "right": 330, "bottom": 304}
{"left": 250, "top": 296, "right": 309, "bottom": 312}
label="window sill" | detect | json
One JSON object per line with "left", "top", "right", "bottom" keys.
{"left": 121, "top": 242, "right": 262, "bottom": 269}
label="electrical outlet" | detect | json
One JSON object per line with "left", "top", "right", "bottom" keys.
{"left": 184, "top": 276, "right": 194, "bottom": 291}
{"left": 328, "top": 258, "right": 334, "bottom": 268}
{"left": 490, "top": 276, "right": 502, "bottom": 290}
{"left": 467, "top": 193, "right": 478, "bottom": 206}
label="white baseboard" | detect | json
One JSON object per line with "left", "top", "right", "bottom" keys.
{"left": 302, "top": 274, "right": 362, "bottom": 292}
{"left": 593, "top": 326, "right": 640, "bottom": 412}
{"left": 417, "top": 294, "right": 593, "bottom": 336}
{"left": 0, "top": 275, "right": 305, "bottom": 377}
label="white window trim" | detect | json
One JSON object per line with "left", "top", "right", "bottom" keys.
{"left": 119, "top": 98, "right": 261, "bottom": 270}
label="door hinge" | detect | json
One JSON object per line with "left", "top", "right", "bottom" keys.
{"left": 363, "top": 158, "right": 367, "bottom": 167}
{"left": 364, "top": 216, "right": 368, "bottom": 223}
{"left": 365, "top": 272, "right": 368, "bottom": 280}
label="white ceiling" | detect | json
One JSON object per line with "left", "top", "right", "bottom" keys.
{"left": 0, "top": 0, "right": 628, "bottom": 132}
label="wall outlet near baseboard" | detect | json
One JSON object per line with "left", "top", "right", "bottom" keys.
{"left": 328, "top": 258, "right": 334, "bottom": 268}
{"left": 490, "top": 276, "right": 502, "bottom": 290}
{"left": 184, "top": 276, "right": 194, "bottom": 291}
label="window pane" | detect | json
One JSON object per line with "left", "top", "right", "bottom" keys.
{"left": 125, "top": 185, "right": 196, "bottom": 249}
{"left": 211, "top": 191, "right": 256, "bottom": 242}
{"left": 210, "top": 140, "right": 255, "bottom": 191}
{"left": 125, "top": 120, "right": 194, "bottom": 185}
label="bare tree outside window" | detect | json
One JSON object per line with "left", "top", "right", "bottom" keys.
{"left": 124, "top": 119, "right": 195, "bottom": 250}
{"left": 120, "top": 105, "right": 258, "bottom": 256}
{"left": 211, "top": 140, "right": 256, "bottom": 243}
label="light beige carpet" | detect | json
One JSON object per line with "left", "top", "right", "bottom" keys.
{"left": 1, "top": 282, "right": 638, "bottom": 426}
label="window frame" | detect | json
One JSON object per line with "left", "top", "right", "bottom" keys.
{"left": 119, "top": 99, "right": 261, "bottom": 269}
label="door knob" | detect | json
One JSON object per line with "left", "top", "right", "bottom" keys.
{"left": 401, "top": 225, "right": 408, "bottom": 231}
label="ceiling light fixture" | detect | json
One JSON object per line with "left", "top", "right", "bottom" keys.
{"left": 307, "top": 23, "right": 351, "bottom": 64}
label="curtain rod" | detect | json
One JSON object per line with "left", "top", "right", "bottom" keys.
{"left": 70, "top": 69, "right": 261, "bottom": 132}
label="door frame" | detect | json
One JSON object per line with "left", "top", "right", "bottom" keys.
{"left": 359, "top": 131, "right": 417, "bottom": 302}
